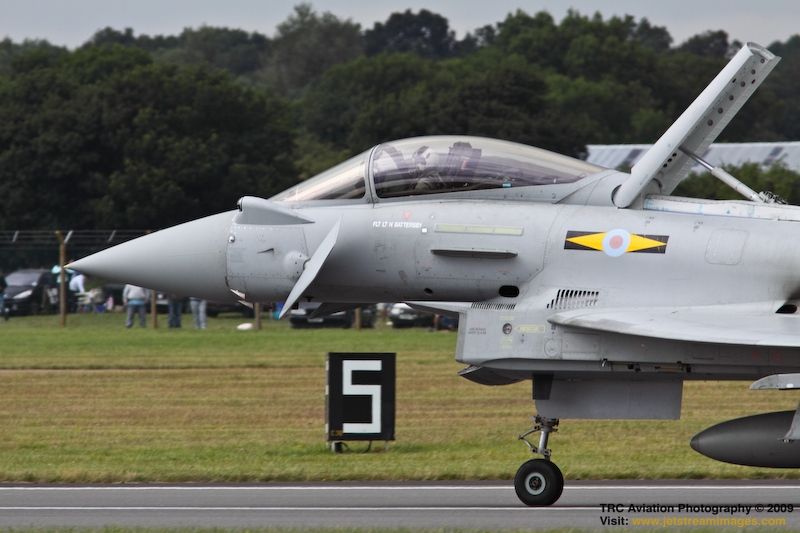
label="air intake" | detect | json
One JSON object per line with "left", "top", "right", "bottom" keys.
{"left": 471, "top": 303, "right": 516, "bottom": 310}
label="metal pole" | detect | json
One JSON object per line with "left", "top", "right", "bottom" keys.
{"left": 679, "top": 146, "right": 764, "bottom": 203}
{"left": 254, "top": 303, "right": 262, "bottom": 330}
{"left": 55, "top": 231, "right": 67, "bottom": 327}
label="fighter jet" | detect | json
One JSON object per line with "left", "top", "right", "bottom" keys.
{"left": 71, "top": 42, "right": 800, "bottom": 506}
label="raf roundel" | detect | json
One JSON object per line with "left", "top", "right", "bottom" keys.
{"left": 564, "top": 230, "right": 669, "bottom": 255}
{"left": 601, "top": 229, "right": 631, "bottom": 257}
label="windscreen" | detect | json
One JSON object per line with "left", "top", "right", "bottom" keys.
{"left": 272, "top": 150, "right": 369, "bottom": 202}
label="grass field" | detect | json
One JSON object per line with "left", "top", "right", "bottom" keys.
{"left": 0, "top": 312, "right": 797, "bottom": 483}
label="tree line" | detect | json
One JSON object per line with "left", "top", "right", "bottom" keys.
{"left": 1, "top": 4, "right": 799, "bottom": 231}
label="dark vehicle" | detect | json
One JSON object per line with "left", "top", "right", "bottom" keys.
{"left": 388, "top": 303, "right": 434, "bottom": 328}
{"left": 437, "top": 313, "right": 459, "bottom": 331}
{"left": 206, "top": 300, "right": 255, "bottom": 318}
{"left": 3, "top": 269, "right": 55, "bottom": 316}
{"left": 290, "top": 302, "right": 375, "bottom": 328}
{"left": 388, "top": 303, "right": 459, "bottom": 330}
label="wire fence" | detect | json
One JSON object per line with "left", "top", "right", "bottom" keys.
{"left": 0, "top": 230, "right": 150, "bottom": 252}
{"left": 0, "top": 230, "right": 153, "bottom": 326}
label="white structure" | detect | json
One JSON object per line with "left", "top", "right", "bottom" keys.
{"left": 586, "top": 142, "right": 800, "bottom": 173}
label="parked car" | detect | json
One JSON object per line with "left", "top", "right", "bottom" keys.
{"left": 3, "top": 269, "right": 55, "bottom": 316}
{"left": 436, "top": 313, "right": 459, "bottom": 331}
{"left": 388, "top": 303, "right": 459, "bottom": 330}
{"left": 206, "top": 300, "right": 255, "bottom": 318}
{"left": 388, "top": 303, "right": 434, "bottom": 328}
{"left": 290, "top": 302, "right": 375, "bottom": 328}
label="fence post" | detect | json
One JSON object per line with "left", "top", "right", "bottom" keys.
{"left": 254, "top": 302, "right": 262, "bottom": 330}
{"left": 55, "top": 230, "right": 67, "bottom": 327}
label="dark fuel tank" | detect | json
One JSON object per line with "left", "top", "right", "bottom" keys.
{"left": 691, "top": 411, "right": 800, "bottom": 468}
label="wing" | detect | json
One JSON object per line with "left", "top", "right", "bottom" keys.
{"left": 613, "top": 43, "right": 780, "bottom": 208}
{"left": 549, "top": 304, "right": 800, "bottom": 347}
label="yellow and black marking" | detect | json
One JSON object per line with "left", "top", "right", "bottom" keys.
{"left": 565, "top": 230, "right": 669, "bottom": 254}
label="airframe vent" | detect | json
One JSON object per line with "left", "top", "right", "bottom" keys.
{"left": 546, "top": 289, "right": 599, "bottom": 310}
{"left": 471, "top": 302, "right": 516, "bottom": 310}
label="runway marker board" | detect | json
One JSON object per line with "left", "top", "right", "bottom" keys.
{"left": 327, "top": 353, "right": 395, "bottom": 442}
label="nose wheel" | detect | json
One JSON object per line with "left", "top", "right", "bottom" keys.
{"left": 515, "top": 416, "right": 563, "bottom": 506}
{"left": 514, "top": 458, "right": 564, "bottom": 506}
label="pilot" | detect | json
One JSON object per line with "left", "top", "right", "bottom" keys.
{"left": 413, "top": 146, "right": 446, "bottom": 193}
{"left": 414, "top": 142, "right": 481, "bottom": 193}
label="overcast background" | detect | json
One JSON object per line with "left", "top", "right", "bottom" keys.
{"left": 2, "top": 0, "right": 799, "bottom": 48}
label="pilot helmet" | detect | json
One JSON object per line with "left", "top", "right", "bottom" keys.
{"left": 413, "top": 145, "right": 434, "bottom": 171}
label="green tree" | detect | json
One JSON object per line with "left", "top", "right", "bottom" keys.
{"left": 678, "top": 30, "right": 732, "bottom": 58}
{"left": 0, "top": 45, "right": 295, "bottom": 230}
{"left": 433, "top": 52, "right": 549, "bottom": 147}
{"left": 301, "top": 53, "right": 437, "bottom": 151}
{"left": 86, "top": 27, "right": 141, "bottom": 47}
{"left": 493, "top": 10, "right": 563, "bottom": 70}
{"left": 0, "top": 38, "right": 66, "bottom": 75}
{"left": 85, "top": 26, "right": 269, "bottom": 80}
{"left": 675, "top": 163, "right": 800, "bottom": 204}
{"left": 95, "top": 62, "right": 295, "bottom": 228}
{"left": 302, "top": 50, "right": 571, "bottom": 155}
{"left": 631, "top": 18, "right": 672, "bottom": 52}
{"left": 365, "top": 9, "right": 458, "bottom": 58}
{"left": 754, "top": 35, "right": 800, "bottom": 141}
{"left": 158, "top": 27, "right": 270, "bottom": 77}
{"left": 260, "top": 3, "right": 363, "bottom": 96}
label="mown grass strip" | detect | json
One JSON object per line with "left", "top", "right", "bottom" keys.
{"left": 0, "top": 314, "right": 797, "bottom": 482}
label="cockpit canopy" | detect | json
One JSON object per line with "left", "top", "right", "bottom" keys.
{"left": 272, "top": 136, "right": 604, "bottom": 203}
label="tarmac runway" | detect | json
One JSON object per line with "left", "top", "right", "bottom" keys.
{"left": 1, "top": 480, "right": 799, "bottom": 529}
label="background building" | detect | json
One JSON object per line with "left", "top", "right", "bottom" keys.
{"left": 586, "top": 142, "right": 800, "bottom": 172}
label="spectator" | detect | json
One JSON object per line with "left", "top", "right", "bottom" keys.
{"left": 123, "top": 284, "right": 150, "bottom": 328}
{"left": 167, "top": 294, "right": 183, "bottom": 328}
{"left": 190, "top": 297, "right": 207, "bottom": 329}
{"left": 69, "top": 272, "right": 87, "bottom": 312}
{"left": 52, "top": 263, "right": 76, "bottom": 310}
{"left": 51, "top": 263, "right": 74, "bottom": 285}
{"left": 69, "top": 272, "right": 86, "bottom": 293}
{"left": 89, "top": 288, "right": 106, "bottom": 313}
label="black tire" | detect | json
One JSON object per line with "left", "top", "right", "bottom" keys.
{"left": 513, "top": 459, "right": 564, "bottom": 506}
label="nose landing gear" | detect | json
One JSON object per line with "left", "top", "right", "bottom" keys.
{"left": 514, "top": 416, "right": 563, "bottom": 506}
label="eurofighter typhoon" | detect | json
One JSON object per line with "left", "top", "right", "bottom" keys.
{"left": 71, "top": 43, "right": 800, "bottom": 506}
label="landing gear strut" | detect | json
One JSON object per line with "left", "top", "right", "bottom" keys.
{"left": 514, "top": 416, "right": 563, "bottom": 506}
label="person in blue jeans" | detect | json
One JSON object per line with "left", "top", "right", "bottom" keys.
{"left": 167, "top": 294, "right": 183, "bottom": 328}
{"left": 190, "top": 297, "right": 207, "bottom": 329}
{"left": 123, "top": 284, "right": 150, "bottom": 328}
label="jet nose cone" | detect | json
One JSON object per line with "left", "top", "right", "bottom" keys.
{"left": 69, "top": 211, "right": 237, "bottom": 302}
